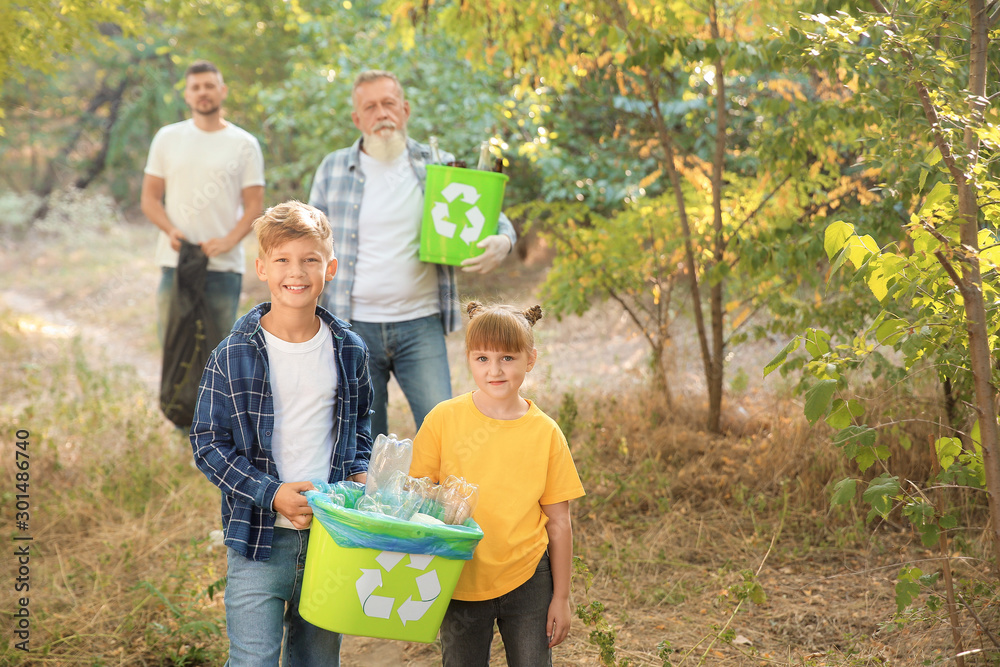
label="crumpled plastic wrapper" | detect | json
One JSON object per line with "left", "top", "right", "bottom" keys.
{"left": 436, "top": 475, "right": 480, "bottom": 526}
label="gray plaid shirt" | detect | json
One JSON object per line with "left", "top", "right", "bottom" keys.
{"left": 308, "top": 137, "right": 517, "bottom": 334}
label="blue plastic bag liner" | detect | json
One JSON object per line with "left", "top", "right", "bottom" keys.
{"left": 305, "top": 482, "right": 483, "bottom": 561}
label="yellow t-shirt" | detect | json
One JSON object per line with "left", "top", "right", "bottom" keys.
{"left": 410, "top": 392, "right": 585, "bottom": 601}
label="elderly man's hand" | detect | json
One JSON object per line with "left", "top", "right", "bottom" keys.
{"left": 460, "top": 235, "right": 512, "bottom": 274}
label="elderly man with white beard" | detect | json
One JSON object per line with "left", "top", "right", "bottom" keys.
{"left": 308, "top": 70, "right": 517, "bottom": 438}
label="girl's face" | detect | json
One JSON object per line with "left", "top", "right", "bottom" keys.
{"left": 467, "top": 347, "right": 537, "bottom": 406}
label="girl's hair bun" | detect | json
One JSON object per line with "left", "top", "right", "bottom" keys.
{"left": 464, "top": 301, "right": 542, "bottom": 353}
{"left": 466, "top": 301, "right": 485, "bottom": 318}
{"left": 523, "top": 305, "right": 543, "bottom": 326}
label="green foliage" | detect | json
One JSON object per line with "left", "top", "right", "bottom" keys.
{"left": 557, "top": 392, "right": 580, "bottom": 443}
{"left": 573, "top": 556, "right": 634, "bottom": 667}
{"left": 0, "top": 0, "right": 143, "bottom": 91}
{"left": 138, "top": 578, "right": 226, "bottom": 666}
{"left": 656, "top": 639, "right": 675, "bottom": 667}
{"left": 771, "top": 170, "right": 996, "bottom": 549}
{"left": 256, "top": 3, "right": 511, "bottom": 200}
{"left": 2, "top": 0, "right": 525, "bottom": 206}
{"left": 894, "top": 566, "right": 940, "bottom": 615}
{"left": 387, "top": 0, "right": 904, "bottom": 430}
{"left": 728, "top": 569, "right": 767, "bottom": 606}
{"left": 831, "top": 477, "right": 857, "bottom": 506}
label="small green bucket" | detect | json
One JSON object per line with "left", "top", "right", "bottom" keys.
{"left": 299, "top": 520, "right": 469, "bottom": 643}
{"left": 420, "top": 165, "right": 508, "bottom": 265}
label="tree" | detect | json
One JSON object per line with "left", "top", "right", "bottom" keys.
{"left": 515, "top": 196, "right": 686, "bottom": 402}
{"left": 766, "top": 3, "right": 1000, "bottom": 656}
{"left": 1, "top": 0, "right": 305, "bottom": 200}
{"left": 389, "top": 0, "right": 878, "bottom": 431}
{"left": 254, "top": 2, "right": 510, "bottom": 201}
{"left": 0, "top": 0, "right": 144, "bottom": 142}
{"left": 0, "top": 0, "right": 143, "bottom": 90}
{"left": 773, "top": 0, "right": 1000, "bottom": 567}
{"left": 1, "top": 1, "right": 518, "bottom": 212}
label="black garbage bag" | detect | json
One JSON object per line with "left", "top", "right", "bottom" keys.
{"left": 160, "top": 241, "right": 225, "bottom": 428}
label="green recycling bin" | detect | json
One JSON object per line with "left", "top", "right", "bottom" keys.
{"left": 299, "top": 486, "right": 483, "bottom": 642}
{"left": 420, "top": 165, "right": 508, "bottom": 266}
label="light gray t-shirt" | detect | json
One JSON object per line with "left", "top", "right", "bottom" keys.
{"left": 144, "top": 119, "right": 265, "bottom": 273}
{"left": 350, "top": 150, "right": 438, "bottom": 322}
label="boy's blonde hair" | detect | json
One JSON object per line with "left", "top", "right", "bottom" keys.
{"left": 465, "top": 301, "right": 543, "bottom": 354}
{"left": 253, "top": 201, "right": 334, "bottom": 260}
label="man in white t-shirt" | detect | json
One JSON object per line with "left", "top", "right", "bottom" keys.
{"left": 309, "top": 70, "right": 517, "bottom": 439}
{"left": 141, "top": 60, "right": 265, "bottom": 344}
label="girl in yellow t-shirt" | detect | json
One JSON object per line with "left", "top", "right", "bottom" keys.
{"left": 410, "top": 301, "right": 585, "bottom": 667}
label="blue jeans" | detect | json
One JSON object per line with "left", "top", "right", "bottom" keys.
{"left": 440, "top": 554, "right": 553, "bottom": 667}
{"left": 350, "top": 315, "right": 452, "bottom": 438}
{"left": 157, "top": 267, "right": 242, "bottom": 346}
{"left": 224, "top": 527, "right": 342, "bottom": 667}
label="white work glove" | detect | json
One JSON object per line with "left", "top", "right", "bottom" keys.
{"left": 460, "top": 234, "right": 512, "bottom": 274}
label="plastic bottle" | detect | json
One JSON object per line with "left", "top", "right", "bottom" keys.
{"left": 429, "top": 135, "right": 443, "bottom": 165}
{"left": 365, "top": 433, "right": 413, "bottom": 497}
{"left": 476, "top": 140, "right": 492, "bottom": 170}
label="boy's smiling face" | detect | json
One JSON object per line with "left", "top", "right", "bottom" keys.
{"left": 255, "top": 237, "right": 336, "bottom": 313}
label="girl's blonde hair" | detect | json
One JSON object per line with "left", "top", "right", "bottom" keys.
{"left": 253, "top": 200, "right": 334, "bottom": 260}
{"left": 465, "top": 301, "right": 543, "bottom": 354}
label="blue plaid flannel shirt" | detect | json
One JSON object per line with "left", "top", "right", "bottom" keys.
{"left": 308, "top": 137, "right": 517, "bottom": 334}
{"left": 190, "top": 303, "right": 373, "bottom": 561}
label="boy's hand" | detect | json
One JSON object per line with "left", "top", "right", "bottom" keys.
{"left": 547, "top": 594, "right": 572, "bottom": 647}
{"left": 273, "top": 481, "right": 316, "bottom": 529}
{"left": 347, "top": 472, "right": 367, "bottom": 484}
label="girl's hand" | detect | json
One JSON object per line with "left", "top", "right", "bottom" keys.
{"left": 547, "top": 594, "right": 572, "bottom": 647}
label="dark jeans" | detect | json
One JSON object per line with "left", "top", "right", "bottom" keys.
{"left": 440, "top": 554, "right": 553, "bottom": 667}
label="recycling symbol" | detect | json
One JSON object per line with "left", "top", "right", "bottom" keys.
{"left": 430, "top": 182, "right": 486, "bottom": 244}
{"left": 355, "top": 551, "right": 441, "bottom": 625}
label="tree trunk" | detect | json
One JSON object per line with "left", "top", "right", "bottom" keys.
{"left": 942, "top": 377, "right": 960, "bottom": 437}
{"left": 32, "top": 72, "right": 131, "bottom": 220}
{"left": 706, "top": 0, "right": 727, "bottom": 433}
{"left": 873, "top": 0, "right": 1000, "bottom": 568}
{"left": 74, "top": 76, "right": 130, "bottom": 190}
{"left": 956, "top": 0, "right": 1000, "bottom": 569}
{"left": 642, "top": 71, "right": 717, "bottom": 428}
{"left": 610, "top": 0, "right": 719, "bottom": 428}
{"left": 651, "top": 343, "right": 674, "bottom": 409}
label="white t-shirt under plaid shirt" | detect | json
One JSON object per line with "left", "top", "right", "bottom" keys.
{"left": 307, "top": 136, "right": 517, "bottom": 335}
{"left": 261, "top": 325, "right": 337, "bottom": 530}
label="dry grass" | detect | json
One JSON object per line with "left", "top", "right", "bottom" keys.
{"left": 1, "top": 196, "right": 998, "bottom": 665}
{"left": 2, "top": 314, "right": 994, "bottom": 664}
{"left": 0, "top": 312, "right": 227, "bottom": 665}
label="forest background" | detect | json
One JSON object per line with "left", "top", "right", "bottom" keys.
{"left": 2, "top": 0, "right": 1000, "bottom": 664}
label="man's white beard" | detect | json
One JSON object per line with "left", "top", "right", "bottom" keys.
{"left": 363, "top": 124, "right": 407, "bottom": 163}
